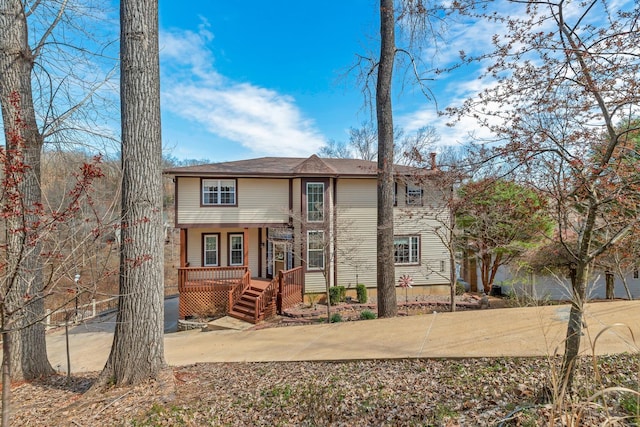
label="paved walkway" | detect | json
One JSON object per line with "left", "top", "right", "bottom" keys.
{"left": 46, "top": 300, "right": 640, "bottom": 373}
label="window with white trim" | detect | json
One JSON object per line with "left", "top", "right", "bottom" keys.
{"left": 203, "top": 234, "right": 219, "bottom": 266}
{"left": 229, "top": 234, "right": 244, "bottom": 266}
{"left": 202, "top": 179, "right": 236, "bottom": 205}
{"left": 394, "top": 236, "right": 420, "bottom": 264}
{"left": 406, "top": 182, "right": 423, "bottom": 206}
{"left": 306, "top": 182, "right": 324, "bottom": 222}
{"left": 307, "top": 230, "right": 325, "bottom": 270}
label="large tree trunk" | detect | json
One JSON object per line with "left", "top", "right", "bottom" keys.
{"left": 0, "top": 0, "right": 53, "bottom": 381}
{"left": 376, "top": 0, "right": 397, "bottom": 318}
{"left": 98, "top": 0, "right": 165, "bottom": 385}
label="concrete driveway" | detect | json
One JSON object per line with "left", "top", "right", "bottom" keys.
{"left": 47, "top": 300, "right": 640, "bottom": 374}
{"left": 68, "top": 296, "right": 179, "bottom": 335}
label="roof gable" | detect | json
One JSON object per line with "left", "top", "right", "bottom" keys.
{"left": 293, "top": 155, "right": 337, "bottom": 175}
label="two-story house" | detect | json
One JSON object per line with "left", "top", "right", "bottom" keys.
{"left": 165, "top": 154, "right": 450, "bottom": 322}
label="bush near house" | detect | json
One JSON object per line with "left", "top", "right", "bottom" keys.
{"left": 356, "top": 284, "right": 367, "bottom": 303}
{"left": 329, "top": 286, "right": 346, "bottom": 305}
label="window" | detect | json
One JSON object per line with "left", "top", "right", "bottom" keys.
{"left": 229, "top": 234, "right": 244, "bottom": 266}
{"left": 203, "top": 234, "right": 219, "bottom": 266}
{"left": 406, "top": 183, "right": 423, "bottom": 206}
{"left": 306, "top": 182, "right": 324, "bottom": 222}
{"left": 394, "top": 236, "right": 420, "bottom": 264}
{"left": 307, "top": 230, "right": 325, "bottom": 270}
{"left": 394, "top": 182, "right": 398, "bottom": 206}
{"left": 202, "top": 179, "right": 236, "bottom": 205}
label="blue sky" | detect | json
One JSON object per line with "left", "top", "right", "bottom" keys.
{"left": 9, "top": 1, "right": 629, "bottom": 163}
{"left": 158, "top": 1, "right": 483, "bottom": 162}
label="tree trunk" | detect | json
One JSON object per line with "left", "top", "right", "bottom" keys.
{"left": 98, "top": 0, "right": 165, "bottom": 385}
{"left": 561, "top": 203, "right": 597, "bottom": 392}
{"left": 488, "top": 253, "right": 502, "bottom": 291}
{"left": 468, "top": 256, "right": 478, "bottom": 293}
{"left": 560, "top": 261, "right": 588, "bottom": 393}
{"left": 480, "top": 253, "right": 491, "bottom": 293}
{"left": 605, "top": 271, "right": 614, "bottom": 300}
{"left": 449, "top": 245, "right": 457, "bottom": 312}
{"left": 375, "top": 0, "right": 397, "bottom": 318}
{"left": 0, "top": 0, "right": 53, "bottom": 381}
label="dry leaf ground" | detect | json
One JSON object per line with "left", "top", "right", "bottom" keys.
{"left": 9, "top": 296, "right": 638, "bottom": 426}
{"left": 8, "top": 354, "right": 640, "bottom": 426}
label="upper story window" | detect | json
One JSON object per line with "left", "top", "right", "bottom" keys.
{"left": 306, "top": 182, "right": 324, "bottom": 222}
{"left": 394, "top": 235, "right": 420, "bottom": 265}
{"left": 406, "top": 182, "right": 423, "bottom": 206}
{"left": 202, "top": 179, "right": 236, "bottom": 206}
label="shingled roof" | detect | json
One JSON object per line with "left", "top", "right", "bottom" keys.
{"left": 164, "top": 155, "right": 431, "bottom": 178}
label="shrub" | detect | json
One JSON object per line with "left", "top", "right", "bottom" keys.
{"left": 455, "top": 280, "right": 466, "bottom": 296}
{"left": 356, "top": 284, "right": 367, "bottom": 303}
{"left": 359, "top": 310, "right": 376, "bottom": 320}
{"left": 329, "top": 286, "right": 346, "bottom": 305}
{"left": 330, "top": 313, "right": 342, "bottom": 323}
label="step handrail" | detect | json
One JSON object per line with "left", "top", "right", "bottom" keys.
{"left": 254, "top": 277, "right": 278, "bottom": 322}
{"left": 228, "top": 270, "right": 251, "bottom": 312}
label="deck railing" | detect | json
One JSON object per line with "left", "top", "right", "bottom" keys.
{"left": 256, "top": 276, "right": 278, "bottom": 321}
{"left": 178, "top": 265, "right": 304, "bottom": 321}
{"left": 178, "top": 266, "right": 248, "bottom": 318}
{"left": 178, "top": 266, "right": 248, "bottom": 290}
{"left": 277, "top": 266, "right": 304, "bottom": 313}
{"left": 229, "top": 270, "right": 251, "bottom": 312}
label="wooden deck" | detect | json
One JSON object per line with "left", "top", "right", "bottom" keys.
{"left": 178, "top": 266, "right": 304, "bottom": 323}
{"left": 249, "top": 278, "right": 271, "bottom": 290}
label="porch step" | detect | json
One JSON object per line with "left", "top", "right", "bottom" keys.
{"left": 229, "top": 284, "right": 276, "bottom": 324}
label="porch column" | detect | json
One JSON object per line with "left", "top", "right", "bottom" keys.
{"left": 180, "top": 229, "right": 187, "bottom": 267}
{"left": 244, "top": 227, "right": 249, "bottom": 268}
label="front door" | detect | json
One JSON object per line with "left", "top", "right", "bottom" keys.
{"left": 272, "top": 242, "right": 286, "bottom": 276}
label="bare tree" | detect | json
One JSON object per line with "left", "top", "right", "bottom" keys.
{"left": 320, "top": 121, "right": 440, "bottom": 166}
{"left": 98, "top": 0, "right": 165, "bottom": 386}
{"left": 376, "top": 0, "right": 398, "bottom": 318}
{"left": 364, "top": 0, "right": 444, "bottom": 317}
{"left": 450, "top": 0, "right": 640, "bottom": 392}
{"left": 0, "top": 0, "right": 53, "bottom": 381}
{"left": 0, "top": 0, "right": 117, "bottom": 380}
{"left": 0, "top": 109, "right": 105, "bottom": 425}
{"left": 318, "top": 139, "right": 352, "bottom": 159}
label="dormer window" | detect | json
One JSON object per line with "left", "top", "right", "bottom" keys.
{"left": 202, "top": 179, "right": 237, "bottom": 206}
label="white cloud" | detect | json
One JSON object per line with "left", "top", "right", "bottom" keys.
{"left": 399, "top": 106, "right": 497, "bottom": 147}
{"left": 159, "top": 23, "right": 326, "bottom": 158}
